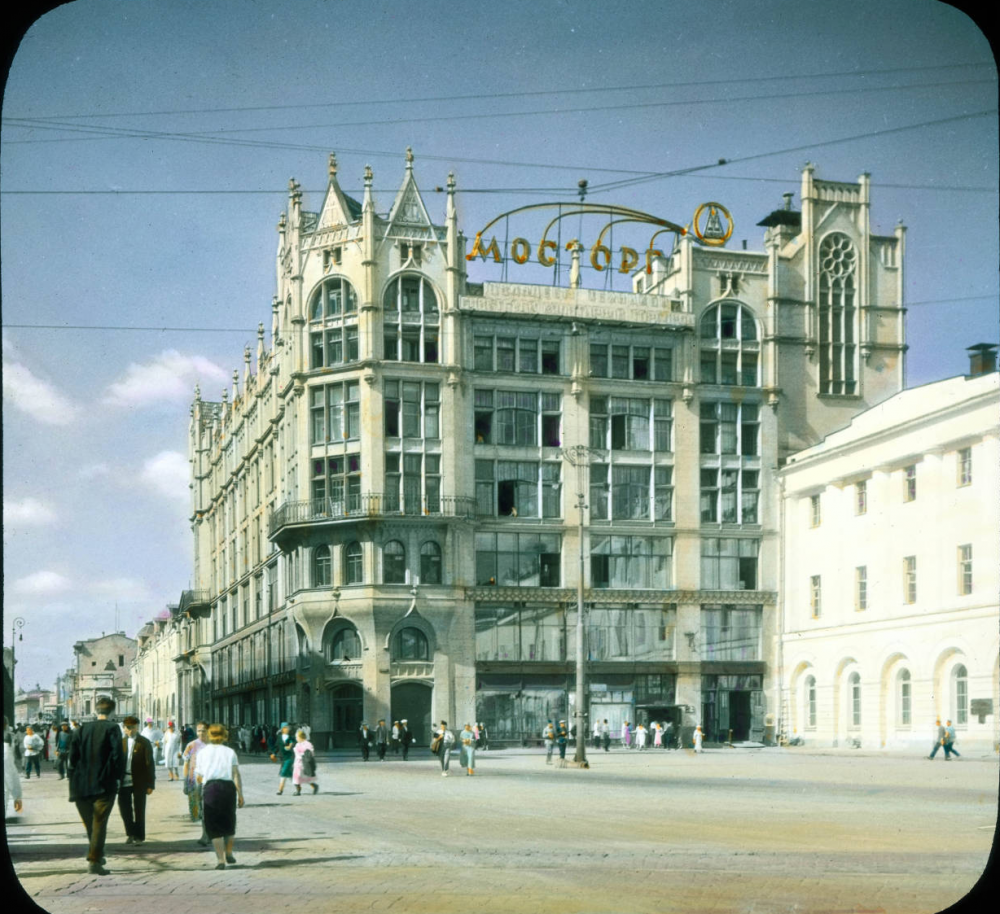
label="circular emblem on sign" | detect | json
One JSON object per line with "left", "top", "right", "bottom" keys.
{"left": 692, "top": 202, "right": 734, "bottom": 247}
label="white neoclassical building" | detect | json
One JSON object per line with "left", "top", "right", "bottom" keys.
{"left": 779, "top": 358, "right": 999, "bottom": 753}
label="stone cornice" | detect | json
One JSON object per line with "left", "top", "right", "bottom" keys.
{"left": 465, "top": 587, "right": 774, "bottom": 605}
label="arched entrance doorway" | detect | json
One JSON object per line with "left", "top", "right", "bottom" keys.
{"left": 329, "top": 682, "right": 363, "bottom": 748}
{"left": 391, "top": 681, "right": 433, "bottom": 747}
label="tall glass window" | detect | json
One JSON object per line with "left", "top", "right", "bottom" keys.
{"left": 700, "top": 605, "right": 762, "bottom": 660}
{"left": 383, "top": 540, "right": 407, "bottom": 584}
{"left": 383, "top": 274, "right": 439, "bottom": 363}
{"left": 953, "top": 664, "right": 968, "bottom": 725}
{"left": 344, "top": 542, "right": 363, "bottom": 585}
{"left": 818, "top": 233, "right": 858, "bottom": 395}
{"left": 313, "top": 545, "right": 331, "bottom": 587}
{"left": 308, "top": 276, "right": 359, "bottom": 368}
{"left": 590, "top": 535, "right": 671, "bottom": 589}
{"left": 897, "top": 669, "right": 911, "bottom": 727}
{"left": 849, "top": 672, "right": 861, "bottom": 728}
{"left": 806, "top": 675, "right": 817, "bottom": 729}
{"left": 699, "top": 302, "right": 759, "bottom": 386}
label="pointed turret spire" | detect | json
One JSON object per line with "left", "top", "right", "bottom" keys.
{"left": 232, "top": 368, "right": 239, "bottom": 403}
{"left": 257, "top": 322, "right": 265, "bottom": 368}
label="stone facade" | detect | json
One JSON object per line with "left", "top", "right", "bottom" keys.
{"left": 68, "top": 632, "right": 136, "bottom": 720}
{"left": 779, "top": 368, "right": 999, "bottom": 752}
{"left": 177, "top": 153, "right": 905, "bottom": 749}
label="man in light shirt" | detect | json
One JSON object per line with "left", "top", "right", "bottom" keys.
{"left": 118, "top": 716, "right": 156, "bottom": 846}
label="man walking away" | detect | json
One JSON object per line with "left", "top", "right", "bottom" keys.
{"left": 400, "top": 720, "right": 412, "bottom": 761}
{"left": 23, "top": 727, "right": 44, "bottom": 778}
{"left": 55, "top": 722, "right": 72, "bottom": 779}
{"left": 542, "top": 720, "right": 556, "bottom": 765}
{"left": 927, "top": 718, "right": 947, "bottom": 759}
{"left": 943, "top": 720, "right": 961, "bottom": 760}
{"left": 359, "top": 723, "right": 372, "bottom": 761}
{"left": 69, "top": 696, "right": 125, "bottom": 875}
{"left": 118, "top": 716, "right": 155, "bottom": 846}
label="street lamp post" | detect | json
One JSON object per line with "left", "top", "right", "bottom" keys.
{"left": 11, "top": 617, "right": 25, "bottom": 703}
{"left": 562, "top": 445, "right": 599, "bottom": 766}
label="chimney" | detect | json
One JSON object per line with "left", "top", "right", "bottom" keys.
{"left": 783, "top": 192, "right": 794, "bottom": 211}
{"left": 967, "top": 343, "right": 998, "bottom": 377}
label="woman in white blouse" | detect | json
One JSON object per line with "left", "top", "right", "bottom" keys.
{"left": 194, "top": 724, "right": 244, "bottom": 869}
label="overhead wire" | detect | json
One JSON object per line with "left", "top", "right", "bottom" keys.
{"left": 8, "top": 60, "right": 994, "bottom": 121}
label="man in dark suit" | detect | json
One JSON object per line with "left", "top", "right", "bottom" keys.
{"left": 68, "top": 696, "right": 125, "bottom": 875}
{"left": 400, "top": 719, "right": 412, "bottom": 761}
{"left": 374, "top": 719, "right": 388, "bottom": 761}
{"left": 118, "top": 715, "right": 156, "bottom": 846}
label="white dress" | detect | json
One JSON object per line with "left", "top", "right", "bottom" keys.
{"left": 4, "top": 741, "right": 23, "bottom": 815}
{"left": 635, "top": 727, "right": 647, "bottom": 749}
{"left": 163, "top": 730, "right": 182, "bottom": 768}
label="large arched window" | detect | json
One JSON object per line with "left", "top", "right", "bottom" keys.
{"left": 313, "top": 545, "right": 332, "bottom": 587}
{"left": 383, "top": 274, "right": 439, "bottom": 363}
{"left": 344, "top": 542, "right": 363, "bottom": 585}
{"left": 309, "top": 276, "right": 359, "bottom": 368}
{"left": 896, "top": 669, "right": 911, "bottom": 727}
{"left": 952, "top": 664, "right": 968, "bottom": 725}
{"left": 383, "top": 540, "right": 407, "bottom": 584}
{"left": 420, "top": 541, "right": 442, "bottom": 584}
{"left": 392, "top": 626, "right": 429, "bottom": 661}
{"left": 849, "top": 672, "right": 861, "bottom": 728}
{"left": 699, "top": 302, "right": 759, "bottom": 386}
{"left": 806, "top": 675, "right": 817, "bottom": 729}
{"left": 818, "top": 233, "right": 858, "bottom": 395}
{"left": 329, "top": 626, "right": 361, "bottom": 662}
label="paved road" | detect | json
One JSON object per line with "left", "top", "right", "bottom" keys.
{"left": 6, "top": 746, "right": 996, "bottom": 914}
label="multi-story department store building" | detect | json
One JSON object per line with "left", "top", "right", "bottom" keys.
{"left": 179, "top": 153, "right": 905, "bottom": 748}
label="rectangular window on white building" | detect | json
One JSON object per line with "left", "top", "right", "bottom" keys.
{"left": 810, "top": 494, "right": 821, "bottom": 528}
{"left": 957, "top": 447, "right": 972, "bottom": 486}
{"left": 903, "top": 465, "right": 917, "bottom": 502}
{"left": 855, "top": 566, "right": 867, "bottom": 611}
{"left": 855, "top": 480, "right": 867, "bottom": 515}
{"left": 958, "top": 544, "right": 973, "bottom": 595}
{"left": 810, "top": 575, "right": 821, "bottom": 618}
{"left": 903, "top": 556, "right": 917, "bottom": 603}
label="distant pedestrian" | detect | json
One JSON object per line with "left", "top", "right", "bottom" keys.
{"left": 194, "top": 724, "right": 244, "bottom": 870}
{"left": 68, "top": 696, "right": 125, "bottom": 875}
{"left": 182, "top": 722, "right": 210, "bottom": 846}
{"left": 162, "top": 723, "right": 182, "bottom": 781}
{"left": 4, "top": 718, "right": 23, "bottom": 819}
{"left": 664, "top": 719, "right": 675, "bottom": 749}
{"left": 592, "top": 719, "right": 602, "bottom": 750}
{"left": 117, "top": 715, "right": 156, "bottom": 846}
{"left": 22, "top": 727, "right": 44, "bottom": 778}
{"left": 653, "top": 724, "right": 663, "bottom": 749}
{"left": 432, "top": 721, "right": 455, "bottom": 776}
{"left": 391, "top": 721, "right": 401, "bottom": 756}
{"left": 359, "top": 723, "right": 372, "bottom": 761}
{"left": 460, "top": 724, "right": 476, "bottom": 776}
{"left": 374, "top": 719, "right": 389, "bottom": 761}
{"left": 55, "top": 723, "right": 71, "bottom": 779}
{"left": 601, "top": 719, "right": 610, "bottom": 752}
{"left": 635, "top": 723, "right": 648, "bottom": 751}
{"left": 943, "top": 720, "right": 961, "bottom": 760}
{"left": 292, "top": 729, "right": 318, "bottom": 795}
{"left": 694, "top": 726, "right": 704, "bottom": 753}
{"left": 927, "top": 718, "right": 947, "bottom": 760}
{"left": 400, "top": 720, "right": 412, "bottom": 761}
{"left": 622, "top": 721, "right": 632, "bottom": 750}
{"left": 542, "top": 720, "right": 556, "bottom": 764}
{"left": 556, "top": 720, "right": 569, "bottom": 766}
{"left": 269, "top": 723, "right": 295, "bottom": 794}
{"left": 478, "top": 722, "right": 489, "bottom": 751}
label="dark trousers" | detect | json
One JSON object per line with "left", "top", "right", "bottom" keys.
{"left": 377, "top": 742, "right": 387, "bottom": 760}
{"left": 602, "top": 735, "right": 610, "bottom": 752}
{"left": 24, "top": 756, "right": 41, "bottom": 777}
{"left": 57, "top": 755, "right": 69, "bottom": 779}
{"left": 75, "top": 792, "right": 117, "bottom": 864}
{"left": 558, "top": 742, "right": 567, "bottom": 759}
{"left": 944, "top": 741, "right": 960, "bottom": 759}
{"left": 402, "top": 742, "right": 410, "bottom": 760}
{"left": 117, "top": 786, "right": 148, "bottom": 841}
{"left": 929, "top": 740, "right": 943, "bottom": 759}
{"left": 361, "top": 743, "right": 370, "bottom": 761}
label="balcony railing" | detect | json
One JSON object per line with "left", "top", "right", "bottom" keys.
{"left": 178, "top": 590, "right": 211, "bottom": 615}
{"left": 270, "top": 493, "right": 477, "bottom": 536}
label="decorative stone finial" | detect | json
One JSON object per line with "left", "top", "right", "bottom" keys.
{"left": 328, "top": 152, "right": 338, "bottom": 179}
{"left": 364, "top": 164, "right": 373, "bottom": 185}
{"left": 447, "top": 171, "right": 455, "bottom": 192}
{"left": 244, "top": 345, "right": 251, "bottom": 365}
{"left": 406, "top": 146, "right": 414, "bottom": 167}
{"left": 194, "top": 383, "right": 201, "bottom": 400}
{"left": 257, "top": 322, "right": 265, "bottom": 341}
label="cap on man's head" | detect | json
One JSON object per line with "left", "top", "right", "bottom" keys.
{"left": 280, "top": 721, "right": 290, "bottom": 728}
{"left": 145, "top": 717, "right": 153, "bottom": 723}
{"left": 123, "top": 716, "right": 139, "bottom": 727}
{"left": 96, "top": 696, "right": 116, "bottom": 714}
{"left": 402, "top": 719, "right": 408, "bottom": 723}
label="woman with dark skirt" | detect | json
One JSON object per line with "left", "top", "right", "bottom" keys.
{"left": 194, "top": 724, "right": 244, "bottom": 870}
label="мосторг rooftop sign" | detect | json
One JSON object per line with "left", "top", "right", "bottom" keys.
{"left": 466, "top": 201, "right": 733, "bottom": 274}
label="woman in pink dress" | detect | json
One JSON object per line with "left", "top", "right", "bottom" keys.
{"left": 653, "top": 723, "right": 663, "bottom": 749}
{"left": 622, "top": 721, "right": 632, "bottom": 749}
{"left": 292, "top": 729, "right": 319, "bottom": 796}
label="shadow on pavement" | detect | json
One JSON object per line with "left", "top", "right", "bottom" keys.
{"left": 243, "top": 854, "right": 364, "bottom": 868}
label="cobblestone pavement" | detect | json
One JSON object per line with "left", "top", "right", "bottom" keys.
{"left": 6, "top": 746, "right": 996, "bottom": 914}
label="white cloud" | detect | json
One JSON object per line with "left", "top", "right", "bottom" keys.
{"left": 139, "top": 450, "right": 190, "bottom": 502}
{"left": 1, "top": 358, "right": 77, "bottom": 425}
{"left": 3, "top": 498, "right": 58, "bottom": 526}
{"left": 104, "top": 350, "right": 227, "bottom": 407}
{"left": 12, "top": 570, "right": 73, "bottom": 596}
{"left": 78, "top": 463, "right": 112, "bottom": 480}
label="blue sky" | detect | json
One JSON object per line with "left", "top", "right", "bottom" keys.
{"left": 2, "top": 0, "right": 996, "bottom": 694}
